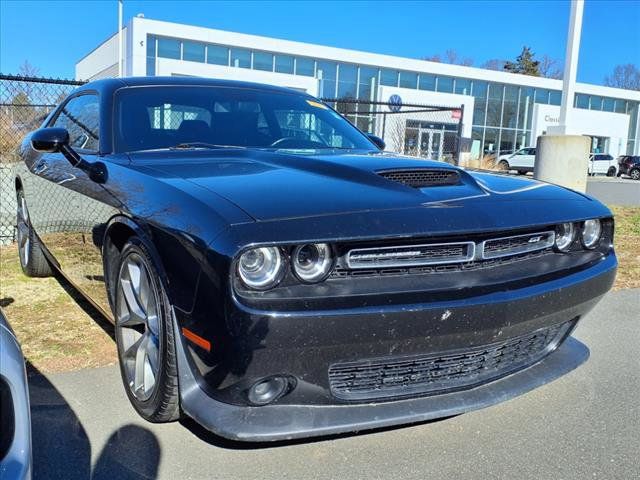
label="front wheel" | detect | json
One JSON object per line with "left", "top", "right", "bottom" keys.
{"left": 630, "top": 168, "right": 640, "bottom": 180}
{"left": 497, "top": 160, "right": 510, "bottom": 171}
{"left": 606, "top": 167, "right": 616, "bottom": 177}
{"left": 16, "top": 190, "right": 52, "bottom": 277}
{"left": 112, "top": 238, "right": 180, "bottom": 423}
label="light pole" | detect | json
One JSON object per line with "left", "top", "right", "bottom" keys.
{"left": 534, "top": 0, "right": 591, "bottom": 192}
{"left": 118, "top": 0, "right": 123, "bottom": 77}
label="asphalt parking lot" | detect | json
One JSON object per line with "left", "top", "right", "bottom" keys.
{"left": 28, "top": 288, "right": 639, "bottom": 480}
{"left": 586, "top": 177, "right": 640, "bottom": 206}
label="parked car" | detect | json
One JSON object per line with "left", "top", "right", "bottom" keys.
{"left": 498, "top": 147, "right": 536, "bottom": 174}
{"left": 0, "top": 310, "right": 32, "bottom": 480}
{"left": 588, "top": 153, "right": 617, "bottom": 176}
{"left": 617, "top": 155, "right": 640, "bottom": 180}
{"left": 15, "top": 77, "right": 616, "bottom": 442}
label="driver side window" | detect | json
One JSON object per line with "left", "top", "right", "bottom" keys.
{"left": 273, "top": 109, "right": 355, "bottom": 148}
{"left": 52, "top": 94, "right": 100, "bottom": 151}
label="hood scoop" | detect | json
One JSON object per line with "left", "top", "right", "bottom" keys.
{"left": 377, "top": 168, "right": 461, "bottom": 188}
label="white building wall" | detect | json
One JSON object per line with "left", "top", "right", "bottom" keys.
{"left": 76, "top": 27, "right": 127, "bottom": 81}
{"left": 531, "top": 104, "right": 630, "bottom": 157}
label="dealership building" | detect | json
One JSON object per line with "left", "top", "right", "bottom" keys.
{"left": 76, "top": 17, "right": 640, "bottom": 159}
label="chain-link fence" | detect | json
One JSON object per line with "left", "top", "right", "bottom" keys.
{"left": 0, "top": 74, "right": 84, "bottom": 244}
{"left": 321, "top": 97, "right": 464, "bottom": 164}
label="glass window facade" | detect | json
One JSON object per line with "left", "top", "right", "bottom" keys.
{"left": 253, "top": 51, "right": 273, "bottom": 71}
{"left": 275, "top": 55, "right": 294, "bottom": 74}
{"left": 230, "top": 48, "right": 251, "bottom": 68}
{"left": 144, "top": 34, "right": 640, "bottom": 153}
{"left": 182, "top": 41, "right": 205, "bottom": 63}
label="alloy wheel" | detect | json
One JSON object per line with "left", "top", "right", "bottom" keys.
{"left": 16, "top": 195, "right": 31, "bottom": 267}
{"left": 631, "top": 169, "right": 640, "bottom": 180}
{"left": 116, "top": 252, "right": 161, "bottom": 401}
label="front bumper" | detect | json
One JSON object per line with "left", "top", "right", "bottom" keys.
{"left": 176, "top": 253, "right": 616, "bottom": 441}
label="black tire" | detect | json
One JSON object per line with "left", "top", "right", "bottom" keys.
{"left": 111, "top": 238, "right": 180, "bottom": 423}
{"left": 606, "top": 167, "right": 616, "bottom": 177}
{"left": 15, "top": 190, "right": 53, "bottom": 278}
{"left": 497, "top": 160, "right": 510, "bottom": 171}
{"left": 517, "top": 170, "right": 527, "bottom": 175}
{"left": 630, "top": 168, "right": 640, "bottom": 181}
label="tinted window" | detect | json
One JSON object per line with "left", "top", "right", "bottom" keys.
{"left": 53, "top": 94, "right": 100, "bottom": 151}
{"left": 114, "top": 87, "right": 375, "bottom": 153}
{"left": 380, "top": 69, "right": 398, "bottom": 87}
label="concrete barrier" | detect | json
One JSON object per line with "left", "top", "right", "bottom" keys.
{"left": 534, "top": 135, "right": 590, "bottom": 192}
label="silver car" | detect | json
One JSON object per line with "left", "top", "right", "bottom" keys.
{"left": 0, "top": 310, "right": 32, "bottom": 480}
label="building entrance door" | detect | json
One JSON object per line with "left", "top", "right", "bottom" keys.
{"left": 419, "top": 129, "right": 444, "bottom": 160}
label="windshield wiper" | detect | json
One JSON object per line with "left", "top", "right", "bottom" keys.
{"left": 170, "top": 142, "right": 246, "bottom": 150}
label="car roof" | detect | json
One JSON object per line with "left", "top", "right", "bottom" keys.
{"left": 77, "top": 76, "right": 311, "bottom": 97}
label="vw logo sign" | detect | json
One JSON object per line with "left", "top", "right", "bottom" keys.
{"left": 388, "top": 94, "right": 402, "bottom": 112}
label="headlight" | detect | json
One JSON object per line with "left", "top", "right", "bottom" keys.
{"left": 581, "top": 219, "right": 602, "bottom": 249}
{"left": 292, "top": 243, "right": 334, "bottom": 283}
{"left": 555, "top": 223, "right": 575, "bottom": 252}
{"left": 237, "top": 247, "right": 284, "bottom": 290}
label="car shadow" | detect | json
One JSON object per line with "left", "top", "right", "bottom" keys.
{"left": 28, "top": 361, "right": 161, "bottom": 479}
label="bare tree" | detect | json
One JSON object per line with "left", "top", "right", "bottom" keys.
{"left": 18, "top": 60, "right": 39, "bottom": 78}
{"left": 604, "top": 64, "right": 640, "bottom": 91}
{"left": 423, "top": 50, "right": 473, "bottom": 67}
{"left": 423, "top": 54, "right": 441, "bottom": 63}
{"left": 481, "top": 59, "right": 506, "bottom": 71}
{"left": 539, "top": 55, "right": 563, "bottom": 79}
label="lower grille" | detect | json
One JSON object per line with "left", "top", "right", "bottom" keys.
{"left": 328, "top": 321, "right": 572, "bottom": 401}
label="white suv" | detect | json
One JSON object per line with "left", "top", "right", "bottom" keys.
{"left": 588, "top": 153, "right": 617, "bottom": 176}
{"left": 498, "top": 148, "right": 536, "bottom": 174}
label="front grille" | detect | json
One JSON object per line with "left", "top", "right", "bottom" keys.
{"left": 331, "top": 248, "right": 553, "bottom": 278}
{"left": 378, "top": 169, "right": 461, "bottom": 188}
{"left": 328, "top": 321, "right": 572, "bottom": 401}
{"left": 481, "top": 231, "right": 555, "bottom": 259}
{"left": 346, "top": 242, "right": 475, "bottom": 269}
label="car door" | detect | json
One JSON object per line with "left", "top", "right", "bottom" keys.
{"left": 522, "top": 148, "right": 536, "bottom": 169}
{"left": 508, "top": 149, "right": 527, "bottom": 169}
{"left": 24, "top": 93, "right": 102, "bottom": 293}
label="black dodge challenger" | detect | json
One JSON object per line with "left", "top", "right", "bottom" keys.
{"left": 15, "top": 77, "right": 616, "bottom": 441}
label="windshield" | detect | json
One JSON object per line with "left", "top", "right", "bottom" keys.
{"left": 114, "top": 85, "right": 376, "bottom": 153}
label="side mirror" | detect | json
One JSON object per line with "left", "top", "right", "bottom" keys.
{"left": 31, "top": 127, "right": 69, "bottom": 153}
{"left": 30, "top": 127, "right": 107, "bottom": 184}
{"left": 368, "top": 134, "right": 386, "bottom": 150}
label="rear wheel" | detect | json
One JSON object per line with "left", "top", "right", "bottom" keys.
{"left": 606, "top": 167, "right": 616, "bottom": 177}
{"left": 113, "top": 238, "right": 180, "bottom": 423}
{"left": 630, "top": 168, "right": 640, "bottom": 180}
{"left": 497, "top": 160, "right": 510, "bottom": 171}
{"left": 16, "top": 190, "right": 52, "bottom": 277}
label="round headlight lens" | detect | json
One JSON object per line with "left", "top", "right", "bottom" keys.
{"left": 238, "top": 247, "right": 284, "bottom": 290}
{"left": 581, "top": 219, "right": 602, "bottom": 249}
{"left": 555, "top": 223, "right": 575, "bottom": 252}
{"left": 292, "top": 243, "right": 333, "bottom": 283}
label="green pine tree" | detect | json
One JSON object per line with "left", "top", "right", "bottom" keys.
{"left": 503, "top": 47, "right": 541, "bottom": 77}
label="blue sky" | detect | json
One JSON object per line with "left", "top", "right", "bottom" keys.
{"left": 1, "top": 0, "right": 638, "bottom": 85}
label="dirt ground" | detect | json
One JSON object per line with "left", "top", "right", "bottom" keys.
{"left": 1, "top": 206, "right": 638, "bottom": 374}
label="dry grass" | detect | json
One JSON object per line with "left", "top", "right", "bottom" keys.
{"left": 0, "top": 206, "right": 637, "bottom": 374}
{"left": 610, "top": 206, "right": 640, "bottom": 290}
{"left": 0, "top": 244, "right": 116, "bottom": 374}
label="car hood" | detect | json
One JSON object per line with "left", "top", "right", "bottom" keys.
{"left": 130, "top": 149, "right": 606, "bottom": 226}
